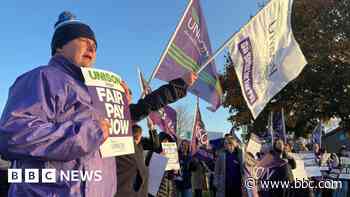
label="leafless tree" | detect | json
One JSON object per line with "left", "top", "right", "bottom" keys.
{"left": 175, "top": 104, "right": 194, "bottom": 138}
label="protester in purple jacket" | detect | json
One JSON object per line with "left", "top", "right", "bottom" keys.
{"left": 0, "top": 11, "right": 196, "bottom": 197}
{"left": 258, "top": 139, "right": 294, "bottom": 197}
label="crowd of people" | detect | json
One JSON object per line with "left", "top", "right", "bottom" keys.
{"left": 242, "top": 135, "right": 350, "bottom": 197}
{"left": 3, "top": 119, "right": 350, "bottom": 197}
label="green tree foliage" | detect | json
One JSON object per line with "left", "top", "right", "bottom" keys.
{"left": 222, "top": 0, "right": 350, "bottom": 137}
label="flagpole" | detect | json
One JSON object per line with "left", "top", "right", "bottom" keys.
{"left": 281, "top": 107, "right": 287, "bottom": 143}
{"left": 270, "top": 111, "right": 274, "bottom": 145}
{"left": 195, "top": 33, "right": 235, "bottom": 75}
{"left": 195, "top": 0, "right": 277, "bottom": 75}
{"left": 320, "top": 122, "right": 322, "bottom": 147}
{"left": 190, "top": 97, "right": 199, "bottom": 154}
{"left": 320, "top": 124, "right": 322, "bottom": 148}
{"left": 148, "top": 0, "right": 194, "bottom": 84}
{"left": 137, "top": 66, "right": 144, "bottom": 95}
{"left": 137, "top": 66, "right": 149, "bottom": 99}
{"left": 191, "top": 97, "right": 199, "bottom": 138}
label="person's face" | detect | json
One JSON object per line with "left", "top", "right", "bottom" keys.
{"left": 133, "top": 132, "right": 142, "bottom": 145}
{"left": 225, "top": 142, "right": 236, "bottom": 153}
{"left": 275, "top": 140, "right": 284, "bottom": 152}
{"left": 313, "top": 144, "right": 320, "bottom": 153}
{"left": 285, "top": 144, "right": 291, "bottom": 153}
{"left": 182, "top": 142, "right": 189, "bottom": 152}
{"left": 58, "top": 37, "right": 96, "bottom": 67}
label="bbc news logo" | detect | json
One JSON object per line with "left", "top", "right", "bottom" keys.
{"left": 8, "top": 169, "right": 103, "bottom": 183}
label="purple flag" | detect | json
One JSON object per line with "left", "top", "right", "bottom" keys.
{"left": 138, "top": 69, "right": 177, "bottom": 139}
{"left": 311, "top": 123, "right": 323, "bottom": 146}
{"left": 152, "top": 0, "right": 222, "bottom": 111}
{"left": 149, "top": 106, "right": 177, "bottom": 139}
{"left": 272, "top": 108, "right": 287, "bottom": 143}
{"left": 191, "top": 101, "right": 209, "bottom": 155}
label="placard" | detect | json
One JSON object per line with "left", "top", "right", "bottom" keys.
{"left": 162, "top": 142, "right": 180, "bottom": 171}
{"left": 148, "top": 153, "right": 168, "bottom": 196}
{"left": 81, "top": 67, "right": 134, "bottom": 157}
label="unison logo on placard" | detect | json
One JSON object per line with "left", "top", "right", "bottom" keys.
{"left": 8, "top": 169, "right": 103, "bottom": 183}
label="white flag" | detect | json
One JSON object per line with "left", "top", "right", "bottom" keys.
{"left": 228, "top": 0, "right": 307, "bottom": 119}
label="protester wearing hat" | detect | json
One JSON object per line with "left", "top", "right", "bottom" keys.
{"left": 0, "top": 11, "right": 196, "bottom": 197}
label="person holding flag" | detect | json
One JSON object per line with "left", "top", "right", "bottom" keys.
{"left": 189, "top": 99, "right": 214, "bottom": 197}
{"left": 0, "top": 11, "right": 197, "bottom": 197}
